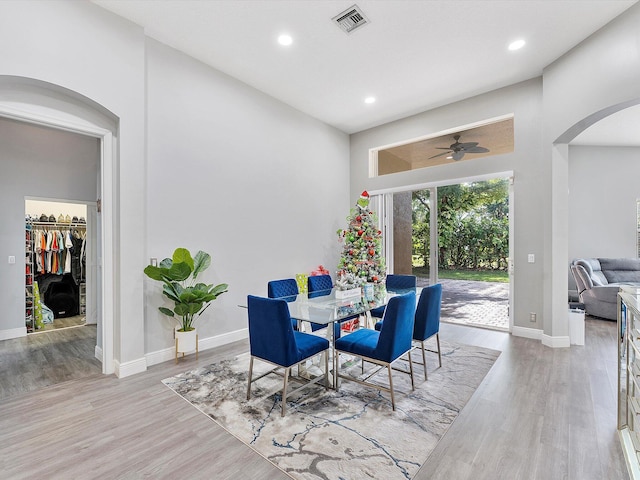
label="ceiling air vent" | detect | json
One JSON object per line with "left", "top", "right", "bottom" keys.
{"left": 332, "top": 4, "right": 370, "bottom": 34}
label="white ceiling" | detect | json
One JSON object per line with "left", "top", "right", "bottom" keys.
{"left": 92, "top": 0, "right": 638, "bottom": 140}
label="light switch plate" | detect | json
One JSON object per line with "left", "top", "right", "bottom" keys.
{"left": 8, "top": 255, "right": 15, "bottom": 264}
{"left": 528, "top": 254, "right": 535, "bottom": 263}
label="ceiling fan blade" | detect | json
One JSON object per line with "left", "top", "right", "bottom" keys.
{"left": 457, "top": 142, "right": 479, "bottom": 149}
{"left": 435, "top": 147, "right": 453, "bottom": 150}
{"left": 452, "top": 151, "right": 465, "bottom": 161}
{"left": 429, "top": 151, "right": 453, "bottom": 159}
{"left": 465, "top": 146, "right": 490, "bottom": 154}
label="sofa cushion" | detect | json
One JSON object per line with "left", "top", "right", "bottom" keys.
{"left": 576, "top": 259, "right": 607, "bottom": 286}
{"left": 598, "top": 258, "right": 640, "bottom": 283}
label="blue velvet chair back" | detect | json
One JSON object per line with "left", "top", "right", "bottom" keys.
{"left": 376, "top": 292, "right": 416, "bottom": 361}
{"left": 414, "top": 284, "right": 442, "bottom": 341}
{"left": 267, "top": 278, "right": 299, "bottom": 302}
{"left": 247, "top": 295, "right": 298, "bottom": 367}
{"left": 386, "top": 274, "right": 417, "bottom": 291}
{"left": 308, "top": 275, "right": 333, "bottom": 299}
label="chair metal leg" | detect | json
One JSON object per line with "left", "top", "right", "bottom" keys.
{"left": 421, "top": 340, "right": 428, "bottom": 380}
{"left": 407, "top": 350, "right": 415, "bottom": 390}
{"left": 335, "top": 351, "right": 341, "bottom": 392}
{"left": 324, "top": 348, "right": 329, "bottom": 390}
{"left": 436, "top": 333, "right": 442, "bottom": 366}
{"left": 246, "top": 356, "right": 254, "bottom": 400}
{"left": 281, "top": 366, "right": 290, "bottom": 417}
{"left": 388, "top": 364, "right": 395, "bottom": 410}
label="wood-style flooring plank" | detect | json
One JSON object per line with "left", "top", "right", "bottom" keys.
{"left": 414, "top": 319, "right": 628, "bottom": 480}
{"left": 0, "top": 318, "right": 630, "bottom": 479}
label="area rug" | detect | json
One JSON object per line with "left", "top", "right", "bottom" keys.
{"left": 162, "top": 340, "right": 500, "bottom": 480}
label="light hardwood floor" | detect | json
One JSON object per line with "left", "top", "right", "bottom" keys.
{"left": 0, "top": 318, "right": 628, "bottom": 479}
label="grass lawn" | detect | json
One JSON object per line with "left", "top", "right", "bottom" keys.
{"left": 412, "top": 266, "right": 509, "bottom": 283}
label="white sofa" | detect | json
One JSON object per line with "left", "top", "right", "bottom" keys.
{"left": 571, "top": 258, "right": 640, "bottom": 320}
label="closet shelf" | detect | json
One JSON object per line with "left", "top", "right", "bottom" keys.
{"left": 28, "top": 221, "right": 86, "bottom": 228}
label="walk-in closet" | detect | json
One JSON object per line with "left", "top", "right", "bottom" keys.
{"left": 25, "top": 200, "right": 89, "bottom": 333}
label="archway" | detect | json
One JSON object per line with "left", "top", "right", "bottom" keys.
{"left": 550, "top": 98, "right": 640, "bottom": 344}
{"left": 0, "top": 75, "right": 118, "bottom": 375}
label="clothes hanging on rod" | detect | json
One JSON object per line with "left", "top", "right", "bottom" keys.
{"left": 28, "top": 220, "right": 86, "bottom": 282}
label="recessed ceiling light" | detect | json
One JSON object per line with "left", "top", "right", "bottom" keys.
{"left": 278, "top": 34, "right": 293, "bottom": 46}
{"left": 508, "top": 39, "right": 526, "bottom": 51}
{"left": 364, "top": 96, "right": 376, "bottom": 104}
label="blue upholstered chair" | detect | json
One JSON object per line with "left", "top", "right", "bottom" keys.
{"left": 246, "top": 295, "right": 330, "bottom": 417}
{"left": 307, "top": 274, "right": 358, "bottom": 338}
{"left": 267, "top": 278, "right": 299, "bottom": 302}
{"left": 334, "top": 291, "right": 416, "bottom": 410}
{"left": 307, "top": 274, "right": 333, "bottom": 298}
{"left": 369, "top": 274, "right": 417, "bottom": 319}
{"left": 375, "top": 283, "right": 442, "bottom": 380}
{"left": 268, "top": 278, "right": 300, "bottom": 330}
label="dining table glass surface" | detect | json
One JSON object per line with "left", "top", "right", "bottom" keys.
{"left": 286, "top": 286, "right": 417, "bottom": 325}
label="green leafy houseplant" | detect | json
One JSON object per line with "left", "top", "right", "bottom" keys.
{"left": 143, "top": 248, "right": 228, "bottom": 332}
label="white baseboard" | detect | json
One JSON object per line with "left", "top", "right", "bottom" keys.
{"left": 146, "top": 328, "right": 248, "bottom": 367}
{"left": 0, "top": 326, "right": 27, "bottom": 340}
{"left": 95, "top": 345, "right": 103, "bottom": 363}
{"left": 511, "top": 325, "right": 542, "bottom": 340}
{"left": 512, "top": 325, "right": 571, "bottom": 347}
{"left": 541, "top": 333, "right": 570, "bottom": 348}
{"left": 114, "top": 356, "right": 148, "bottom": 378}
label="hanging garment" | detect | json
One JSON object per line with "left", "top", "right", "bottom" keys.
{"left": 70, "top": 231, "right": 84, "bottom": 285}
{"left": 64, "top": 230, "right": 73, "bottom": 273}
{"left": 50, "top": 230, "right": 59, "bottom": 274}
{"left": 80, "top": 233, "right": 87, "bottom": 282}
{"left": 34, "top": 230, "right": 45, "bottom": 274}
{"left": 57, "top": 230, "right": 65, "bottom": 275}
{"left": 45, "top": 230, "right": 53, "bottom": 273}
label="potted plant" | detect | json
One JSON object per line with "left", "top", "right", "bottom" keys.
{"left": 144, "top": 248, "right": 228, "bottom": 359}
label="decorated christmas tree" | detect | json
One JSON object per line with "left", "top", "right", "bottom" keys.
{"left": 336, "top": 191, "right": 386, "bottom": 290}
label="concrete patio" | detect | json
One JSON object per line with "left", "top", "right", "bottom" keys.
{"left": 416, "top": 277, "right": 509, "bottom": 331}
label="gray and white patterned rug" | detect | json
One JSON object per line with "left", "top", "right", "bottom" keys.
{"left": 162, "top": 340, "right": 500, "bottom": 480}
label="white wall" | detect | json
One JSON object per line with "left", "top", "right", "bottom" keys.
{"left": 0, "top": 0, "right": 145, "bottom": 367}
{"left": 350, "top": 78, "right": 544, "bottom": 330}
{"left": 0, "top": 2, "right": 350, "bottom": 369}
{"left": 144, "top": 42, "right": 351, "bottom": 353}
{"left": 569, "top": 145, "right": 640, "bottom": 260}
{"left": 0, "top": 117, "right": 99, "bottom": 338}
{"left": 543, "top": 2, "right": 640, "bottom": 338}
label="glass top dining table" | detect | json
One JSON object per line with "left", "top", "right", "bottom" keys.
{"left": 286, "top": 287, "right": 417, "bottom": 326}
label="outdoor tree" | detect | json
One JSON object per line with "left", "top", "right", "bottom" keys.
{"left": 336, "top": 191, "right": 386, "bottom": 290}
{"left": 412, "top": 179, "right": 509, "bottom": 271}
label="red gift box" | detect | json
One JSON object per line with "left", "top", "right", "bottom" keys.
{"left": 341, "top": 318, "right": 359, "bottom": 332}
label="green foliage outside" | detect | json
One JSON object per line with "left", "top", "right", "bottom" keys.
{"left": 412, "top": 179, "right": 509, "bottom": 274}
{"left": 412, "top": 266, "right": 509, "bottom": 283}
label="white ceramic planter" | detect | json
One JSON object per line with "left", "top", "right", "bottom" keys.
{"left": 335, "top": 287, "right": 362, "bottom": 299}
{"left": 175, "top": 326, "right": 198, "bottom": 362}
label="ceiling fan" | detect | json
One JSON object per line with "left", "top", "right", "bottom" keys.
{"left": 429, "top": 134, "right": 490, "bottom": 161}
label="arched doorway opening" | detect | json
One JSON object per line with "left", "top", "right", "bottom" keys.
{"left": 0, "top": 75, "right": 118, "bottom": 375}
{"left": 549, "top": 98, "right": 640, "bottom": 345}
